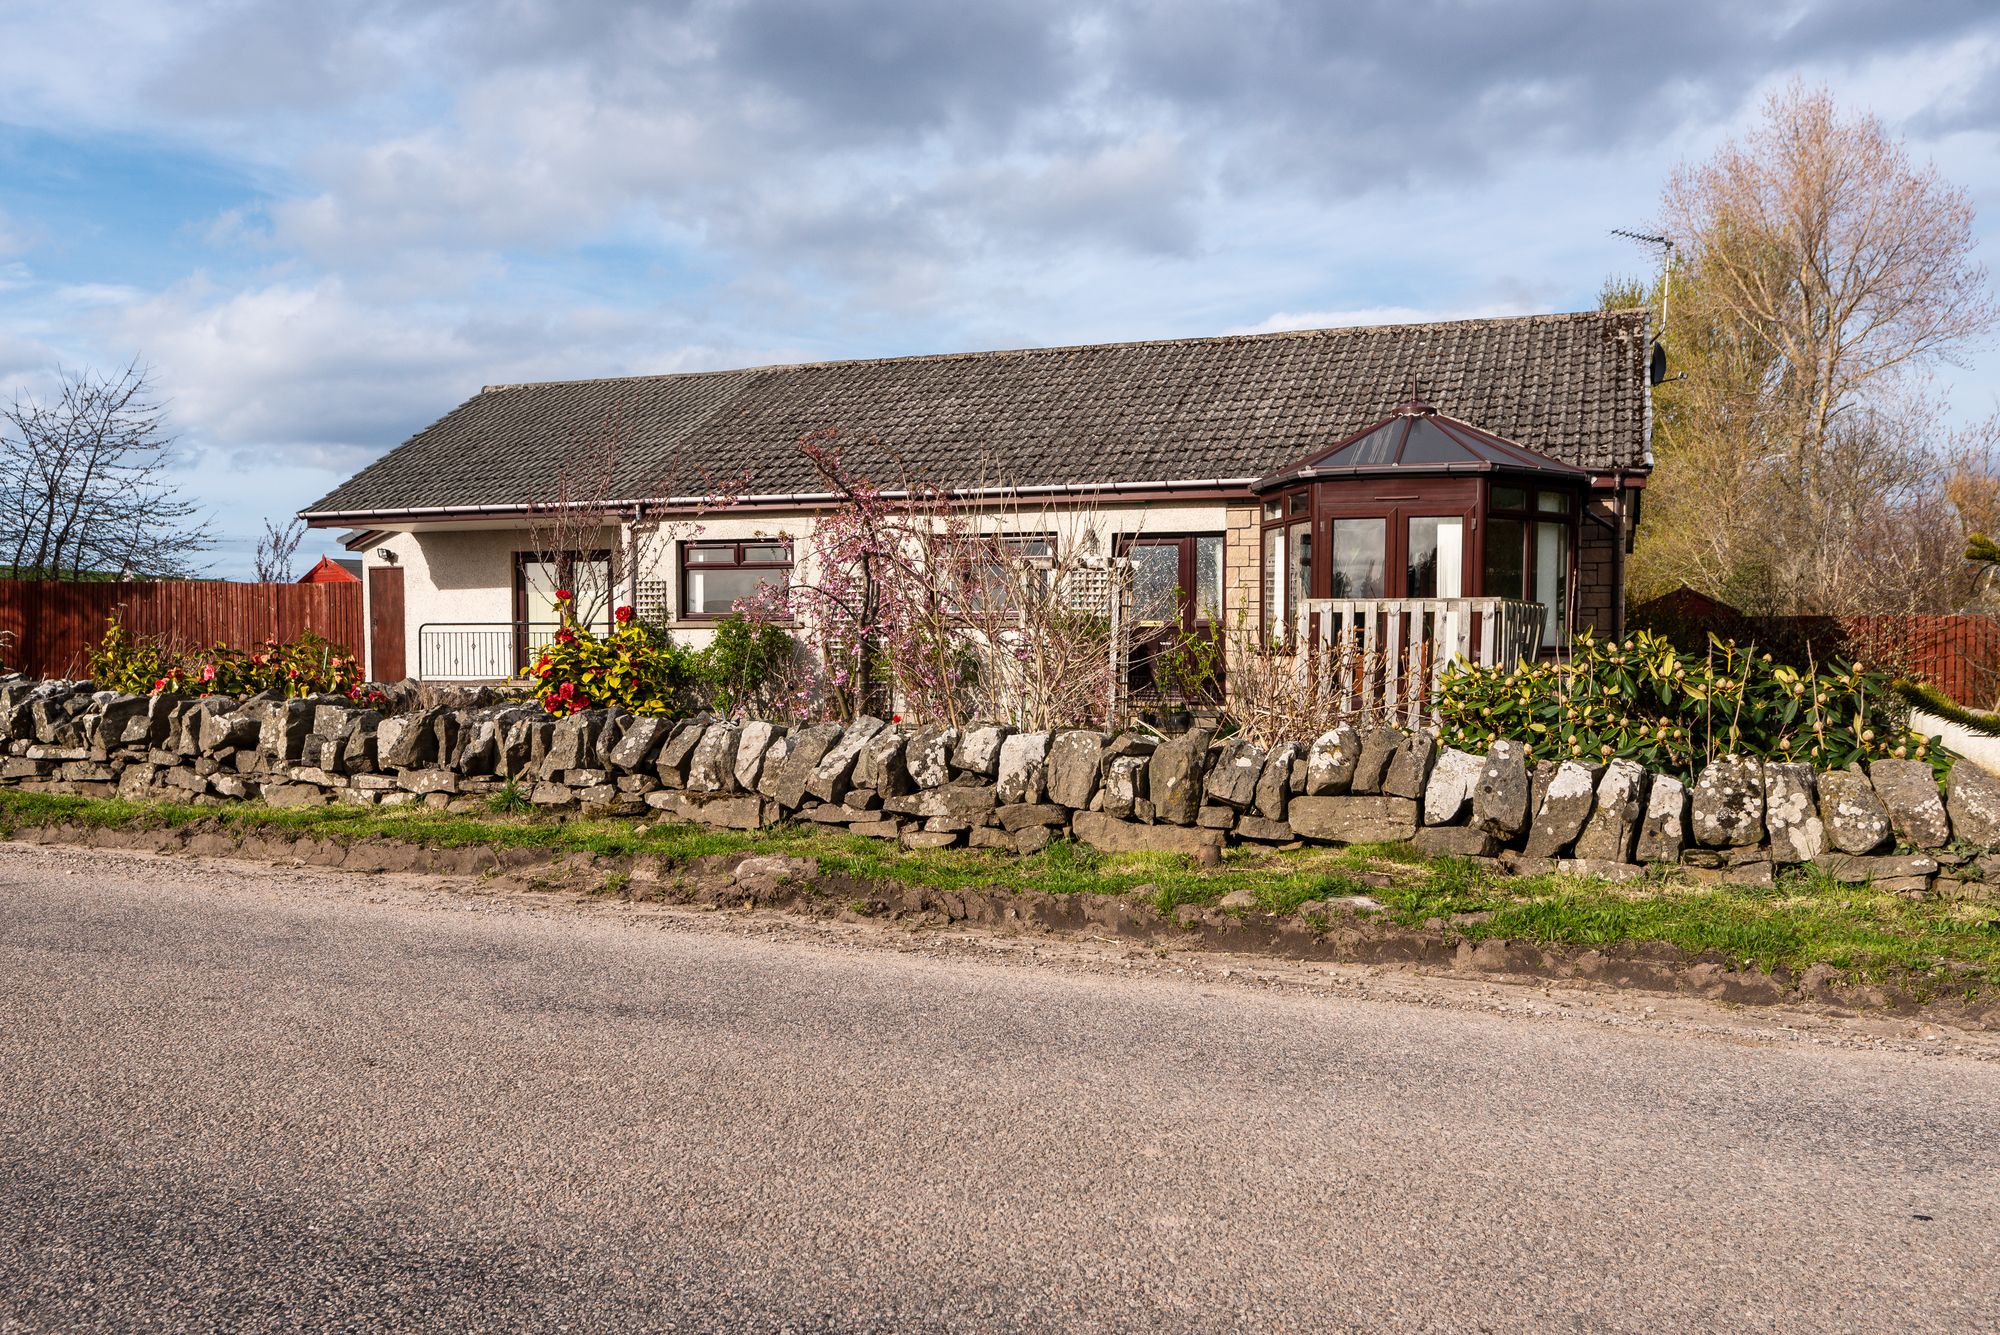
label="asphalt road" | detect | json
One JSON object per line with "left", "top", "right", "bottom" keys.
{"left": 2, "top": 843, "right": 1997, "bottom": 1333}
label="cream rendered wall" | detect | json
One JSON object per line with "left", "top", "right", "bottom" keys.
{"left": 361, "top": 523, "right": 616, "bottom": 680}
{"left": 366, "top": 500, "right": 1240, "bottom": 677}
{"left": 640, "top": 499, "right": 1239, "bottom": 649}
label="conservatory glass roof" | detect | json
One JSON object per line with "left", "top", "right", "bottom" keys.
{"left": 1253, "top": 399, "right": 1592, "bottom": 491}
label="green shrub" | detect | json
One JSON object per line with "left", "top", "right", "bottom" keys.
{"left": 1436, "top": 630, "right": 1938, "bottom": 779}
{"left": 523, "top": 599, "right": 701, "bottom": 717}
{"left": 87, "top": 618, "right": 372, "bottom": 700}
{"left": 698, "top": 613, "right": 797, "bottom": 715}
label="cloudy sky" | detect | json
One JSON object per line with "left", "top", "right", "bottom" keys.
{"left": 4, "top": 0, "right": 1999, "bottom": 576}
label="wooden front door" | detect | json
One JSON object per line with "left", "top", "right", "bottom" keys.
{"left": 1120, "top": 534, "right": 1225, "bottom": 703}
{"left": 367, "top": 565, "right": 406, "bottom": 682}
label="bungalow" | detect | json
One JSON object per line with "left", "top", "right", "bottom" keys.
{"left": 301, "top": 309, "right": 1656, "bottom": 687}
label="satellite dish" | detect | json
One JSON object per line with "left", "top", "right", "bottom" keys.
{"left": 1649, "top": 342, "right": 1668, "bottom": 386}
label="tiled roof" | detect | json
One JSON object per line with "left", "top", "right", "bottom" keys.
{"left": 303, "top": 309, "right": 1650, "bottom": 518}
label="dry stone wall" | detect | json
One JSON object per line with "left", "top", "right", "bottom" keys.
{"left": 4, "top": 676, "right": 1994, "bottom": 897}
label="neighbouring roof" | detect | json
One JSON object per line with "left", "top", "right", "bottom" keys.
{"left": 1254, "top": 400, "right": 1594, "bottom": 491}
{"left": 303, "top": 309, "right": 1651, "bottom": 521}
{"left": 296, "top": 554, "right": 361, "bottom": 584}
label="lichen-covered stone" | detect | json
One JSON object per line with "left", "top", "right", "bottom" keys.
{"left": 953, "top": 723, "right": 1014, "bottom": 777}
{"left": 1380, "top": 731, "right": 1436, "bottom": 801}
{"left": 806, "top": 715, "right": 884, "bottom": 803}
{"left": 1867, "top": 759, "right": 1950, "bottom": 850}
{"left": 1101, "top": 754, "right": 1147, "bottom": 819}
{"left": 1523, "top": 761, "right": 1601, "bottom": 858}
{"left": 1412, "top": 825, "right": 1501, "bottom": 858}
{"left": 651, "top": 717, "right": 709, "bottom": 786}
{"left": 1472, "top": 740, "right": 1531, "bottom": 838}
{"left": 1422, "top": 747, "right": 1483, "bottom": 826}
{"left": 1287, "top": 795, "right": 1419, "bottom": 845}
{"left": 753, "top": 734, "right": 796, "bottom": 799}
{"left": 1572, "top": 759, "right": 1646, "bottom": 863}
{"left": 905, "top": 724, "right": 958, "bottom": 789}
{"left": 686, "top": 721, "right": 742, "bottom": 793}
{"left": 379, "top": 707, "right": 442, "bottom": 769}
{"left": 1691, "top": 758, "right": 1765, "bottom": 848}
{"left": 853, "top": 725, "right": 912, "bottom": 796}
{"left": 1203, "top": 740, "right": 1265, "bottom": 810}
{"left": 1146, "top": 727, "right": 1212, "bottom": 826}
{"left": 1254, "top": 742, "right": 1299, "bottom": 820}
{"left": 1045, "top": 730, "right": 1107, "bottom": 810}
{"left": 542, "top": 710, "right": 606, "bottom": 773}
{"left": 1304, "top": 724, "right": 1360, "bottom": 796}
{"left": 1945, "top": 762, "right": 2000, "bottom": 850}
{"left": 1072, "top": 810, "right": 1223, "bottom": 857}
{"left": 734, "top": 721, "right": 783, "bottom": 792}
{"left": 995, "top": 731, "right": 1052, "bottom": 805}
{"left": 606, "top": 716, "right": 672, "bottom": 771}
{"left": 1633, "top": 773, "right": 1687, "bottom": 863}
{"left": 768, "top": 721, "right": 843, "bottom": 808}
{"left": 1349, "top": 727, "right": 1403, "bottom": 795}
{"left": 1816, "top": 768, "right": 1891, "bottom": 855}
{"left": 1762, "top": 762, "right": 1824, "bottom": 864}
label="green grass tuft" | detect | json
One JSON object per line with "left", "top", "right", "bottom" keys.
{"left": 4, "top": 788, "right": 1998, "bottom": 989}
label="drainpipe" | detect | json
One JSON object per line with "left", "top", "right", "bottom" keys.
{"left": 1611, "top": 480, "right": 1626, "bottom": 638}
{"left": 626, "top": 502, "right": 643, "bottom": 611}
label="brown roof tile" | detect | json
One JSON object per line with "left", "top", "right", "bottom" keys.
{"left": 304, "top": 309, "right": 1650, "bottom": 518}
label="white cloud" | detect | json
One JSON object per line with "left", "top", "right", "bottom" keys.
{"left": 1227, "top": 304, "right": 1541, "bottom": 337}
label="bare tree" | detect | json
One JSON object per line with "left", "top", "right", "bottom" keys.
{"left": 1629, "top": 84, "right": 1998, "bottom": 615}
{"left": 0, "top": 362, "right": 213, "bottom": 579}
{"left": 254, "top": 517, "right": 306, "bottom": 583}
{"left": 524, "top": 404, "right": 745, "bottom": 633}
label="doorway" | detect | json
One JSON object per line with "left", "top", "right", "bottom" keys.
{"left": 1120, "top": 534, "right": 1224, "bottom": 703}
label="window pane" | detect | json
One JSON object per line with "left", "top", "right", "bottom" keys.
{"left": 521, "top": 559, "right": 563, "bottom": 626}
{"left": 1407, "top": 517, "right": 1463, "bottom": 598}
{"left": 739, "top": 542, "right": 791, "bottom": 564}
{"left": 1263, "top": 499, "right": 1282, "bottom": 520}
{"left": 687, "top": 567, "right": 779, "bottom": 616}
{"left": 1328, "top": 518, "right": 1385, "bottom": 598}
{"left": 1130, "top": 545, "right": 1180, "bottom": 625}
{"left": 1535, "top": 521, "right": 1568, "bottom": 648}
{"left": 1194, "top": 535, "right": 1224, "bottom": 622}
{"left": 1288, "top": 491, "right": 1309, "bottom": 516}
{"left": 1483, "top": 518, "right": 1525, "bottom": 600}
{"left": 1492, "top": 485, "right": 1528, "bottom": 511}
{"left": 686, "top": 545, "right": 734, "bottom": 565}
{"left": 1537, "top": 491, "right": 1569, "bottom": 513}
{"left": 1262, "top": 526, "right": 1284, "bottom": 641}
{"left": 1287, "top": 519, "right": 1311, "bottom": 623}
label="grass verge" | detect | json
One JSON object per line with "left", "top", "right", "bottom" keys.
{"left": 3, "top": 789, "right": 1998, "bottom": 992}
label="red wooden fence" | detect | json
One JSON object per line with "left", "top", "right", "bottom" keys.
{"left": 1631, "top": 591, "right": 2000, "bottom": 708}
{"left": 0, "top": 580, "right": 365, "bottom": 680}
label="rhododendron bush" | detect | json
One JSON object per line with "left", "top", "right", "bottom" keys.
{"left": 522, "top": 590, "right": 700, "bottom": 717}
{"left": 87, "top": 617, "right": 376, "bottom": 701}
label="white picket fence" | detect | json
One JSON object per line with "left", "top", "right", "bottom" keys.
{"left": 1296, "top": 597, "right": 1546, "bottom": 727}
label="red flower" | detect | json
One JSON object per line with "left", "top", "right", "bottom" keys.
{"left": 555, "top": 588, "right": 573, "bottom": 602}
{"left": 614, "top": 605, "right": 634, "bottom": 623}
{"left": 556, "top": 628, "right": 577, "bottom": 643}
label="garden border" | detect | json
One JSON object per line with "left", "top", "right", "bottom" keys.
{"left": 8, "top": 810, "right": 1998, "bottom": 1030}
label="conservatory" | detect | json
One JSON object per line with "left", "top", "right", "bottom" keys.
{"left": 1253, "top": 398, "right": 1587, "bottom": 657}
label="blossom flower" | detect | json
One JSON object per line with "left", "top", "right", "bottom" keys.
{"left": 555, "top": 588, "right": 573, "bottom": 602}
{"left": 615, "top": 605, "right": 634, "bottom": 623}
{"left": 556, "top": 628, "right": 577, "bottom": 644}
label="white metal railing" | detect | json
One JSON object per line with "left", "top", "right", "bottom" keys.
{"left": 1296, "top": 597, "right": 1546, "bottom": 727}
{"left": 417, "top": 623, "right": 559, "bottom": 682}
